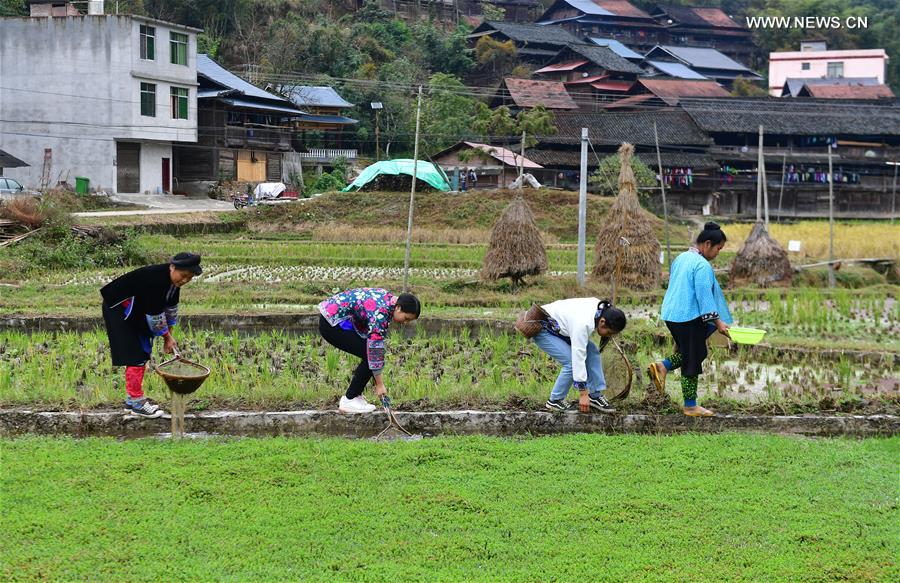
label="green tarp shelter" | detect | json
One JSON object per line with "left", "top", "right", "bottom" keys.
{"left": 342, "top": 159, "right": 450, "bottom": 192}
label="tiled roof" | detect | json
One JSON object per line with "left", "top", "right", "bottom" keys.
{"left": 502, "top": 78, "right": 579, "bottom": 109}
{"left": 586, "top": 37, "right": 644, "bottom": 60}
{"left": 648, "top": 46, "right": 756, "bottom": 73}
{"left": 218, "top": 98, "right": 305, "bottom": 116}
{"left": 590, "top": 80, "right": 634, "bottom": 91}
{"left": 539, "top": 0, "right": 652, "bottom": 22}
{"left": 0, "top": 148, "right": 28, "bottom": 168}
{"left": 789, "top": 76, "right": 880, "bottom": 85}
{"left": 680, "top": 98, "right": 900, "bottom": 136}
{"left": 475, "top": 20, "right": 581, "bottom": 46}
{"left": 564, "top": 74, "right": 609, "bottom": 85}
{"left": 535, "top": 60, "right": 590, "bottom": 74}
{"left": 601, "top": 94, "right": 660, "bottom": 109}
{"left": 655, "top": 5, "right": 742, "bottom": 29}
{"left": 804, "top": 84, "right": 895, "bottom": 99}
{"left": 298, "top": 113, "right": 358, "bottom": 125}
{"left": 539, "top": 110, "right": 713, "bottom": 145}
{"left": 644, "top": 60, "right": 707, "bottom": 80}
{"left": 593, "top": 0, "right": 651, "bottom": 19}
{"left": 691, "top": 7, "right": 742, "bottom": 28}
{"left": 281, "top": 86, "right": 354, "bottom": 108}
{"left": 566, "top": 43, "right": 646, "bottom": 74}
{"left": 781, "top": 77, "right": 882, "bottom": 97}
{"left": 637, "top": 79, "right": 731, "bottom": 105}
{"left": 197, "top": 54, "right": 294, "bottom": 104}
{"left": 463, "top": 142, "right": 543, "bottom": 169}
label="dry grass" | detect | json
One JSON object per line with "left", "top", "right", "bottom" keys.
{"left": 246, "top": 189, "right": 648, "bottom": 243}
{"left": 75, "top": 211, "right": 231, "bottom": 227}
{"left": 482, "top": 196, "right": 548, "bottom": 285}
{"left": 0, "top": 197, "right": 46, "bottom": 229}
{"left": 592, "top": 144, "right": 661, "bottom": 291}
{"left": 308, "top": 224, "right": 546, "bottom": 245}
{"left": 722, "top": 221, "right": 900, "bottom": 260}
{"left": 730, "top": 221, "right": 793, "bottom": 287}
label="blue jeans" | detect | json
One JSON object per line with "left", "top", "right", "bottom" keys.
{"left": 533, "top": 330, "right": 606, "bottom": 401}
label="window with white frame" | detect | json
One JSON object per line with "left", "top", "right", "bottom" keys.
{"left": 170, "top": 31, "right": 188, "bottom": 66}
{"left": 826, "top": 62, "right": 844, "bottom": 78}
{"left": 139, "top": 25, "right": 155, "bottom": 60}
{"left": 170, "top": 87, "right": 188, "bottom": 119}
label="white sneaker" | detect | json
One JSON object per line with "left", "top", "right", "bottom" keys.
{"left": 339, "top": 395, "right": 377, "bottom": 414}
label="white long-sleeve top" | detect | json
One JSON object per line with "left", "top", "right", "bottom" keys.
{"left": 540, "top": 297, "right": 600, "bottom": 384}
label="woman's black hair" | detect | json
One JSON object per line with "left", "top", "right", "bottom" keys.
{"left": 696, "top": 221, "right": 727, "bottom": 246}
{"left": 396, "top": 293, "right": 421, "bottom": 318}
{"left": 595, "top": 300, "right": 627, "bottom": 333}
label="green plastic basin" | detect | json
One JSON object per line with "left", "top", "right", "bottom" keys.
{"left": 729, "top": 327, "right": 767, "bottom": 345}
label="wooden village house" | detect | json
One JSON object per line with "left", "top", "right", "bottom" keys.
{"left": 172, "top": 54, "right": 304, "bottom": 193}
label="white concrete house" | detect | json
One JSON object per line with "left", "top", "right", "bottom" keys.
{"left": 768, "top": 40, "right": 889, "bottom": 96}
{"left": 0, "top": 1, "right": 199, "bottom": 194}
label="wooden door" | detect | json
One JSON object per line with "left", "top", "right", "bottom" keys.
{"left": 162, "top": 157, "right": 171, "bottom": 193}
{"left": 236, "top": 150, "right": 266, "bottom": 182}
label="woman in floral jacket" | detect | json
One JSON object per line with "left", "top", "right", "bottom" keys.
{"left": 318, "top": 288, "right": 421, "bottom": 413}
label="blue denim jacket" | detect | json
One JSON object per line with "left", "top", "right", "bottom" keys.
{"left": 661, "top": 249, "right": 733, "bottom": 324}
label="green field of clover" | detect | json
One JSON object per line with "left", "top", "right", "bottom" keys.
{"left": 2, "top": 434, "right": 897, "bottom": 582}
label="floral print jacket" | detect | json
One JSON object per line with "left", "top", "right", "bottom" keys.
{"left": 319, "top": 288, "right": 397, "bottom": 375}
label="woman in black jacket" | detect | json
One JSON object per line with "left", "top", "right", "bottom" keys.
{"left": 100, "top": 253, "right": 201, "bottom": 417}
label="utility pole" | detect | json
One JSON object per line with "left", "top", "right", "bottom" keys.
{"left": 762, "top": 148, "right": 770, "bottom": 228}
{"left": 371, "top": 102, "right": 383, "bottom": 162}
{"left": 827, "top": 143, "right": 835, "bottom": 288}
{"left": 402, "top": 86, "right": 423, "bottom": 293}
{"left": 519, "top": 130, "right": 526, "bottom": 180}
{"left": 577, "top": 128, "right": 588, "bottom": 287}
{"left": 777, "top": 152, "right": 786, "bottom": 223}
{"left": 653, "top": 122, "right": 671, "bottom": 270}
{"left": 891, "top": 161, "right": 897, "bottom": 224}
{"left": 375, "top": 110, "right": 381, "bottom": 161}
{"left": 756, "top": 125, "right": 763, "bottom": 223}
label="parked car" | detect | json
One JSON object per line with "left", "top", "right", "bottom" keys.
{"left": 0, "top": 177, "right": 41, "bottom": 199}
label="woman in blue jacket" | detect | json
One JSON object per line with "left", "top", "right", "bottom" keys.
{"left": 647, "top": 222, "right": 732, "bottom": 417}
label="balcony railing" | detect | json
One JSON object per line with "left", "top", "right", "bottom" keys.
{"left": 299, "top": 148, "right": 358, "bottom": 163}
{"left": 223, "top": 125, "right": 291, "bottom": 150}
{"left": 710, "top": 145, "right": 898, "bottom": 162}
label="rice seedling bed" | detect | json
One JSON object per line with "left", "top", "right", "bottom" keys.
{"left": 135, "top": 234, "right": 582, "bottom": 270}
{"left": 1, "top": 328, "right": 896, "bottom": 413}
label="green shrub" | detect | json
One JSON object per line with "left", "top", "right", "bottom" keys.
{"left": 7, "top": 227, "right": 159, "bottom": 277}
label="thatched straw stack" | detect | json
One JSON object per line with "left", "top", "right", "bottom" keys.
{"left": 730, "top": 221, "right": 793, "bottom": 286}
{"left": 482, "top": 195, "right": 548, "bottom": 286}
{"left": 591, "top": 143, "right": 661, "bottom": 290}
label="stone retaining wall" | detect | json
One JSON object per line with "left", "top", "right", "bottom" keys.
{"left": 2, "top": 409, "right": 896, "bottom": 439}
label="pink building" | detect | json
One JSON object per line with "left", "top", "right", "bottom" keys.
{"left": 768, "top": 40, "right": 889, "bottom": 96}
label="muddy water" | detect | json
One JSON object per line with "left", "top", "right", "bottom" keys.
{"left": 700, "top": 358, "right": 899, "bottom": 401}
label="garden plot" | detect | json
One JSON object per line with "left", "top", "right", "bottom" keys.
{"left": 729, "top": 289, "right": 899, "bottom": 347}
{"left": 53, "top": 264, "right": 583, "bottom": 286}
{"left": 1, "top": 328, "right": 896, "bottom": 413}
{"left": 706, "top": 357, "right": 899, "bottom": 401}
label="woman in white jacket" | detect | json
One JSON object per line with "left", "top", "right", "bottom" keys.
{"left": 533, "top": 298, "right": 627, "bottom": 413}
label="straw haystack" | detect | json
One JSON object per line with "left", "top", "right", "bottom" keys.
{"left": 730, "top": 221, "right": 793, "bottom": 286}
{"left": 591, "top": 143, "right": 661, "bottom": 290}
{"left": 482, "top": 196, "right": 548, "bottom": 286}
